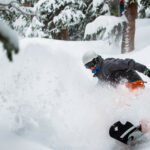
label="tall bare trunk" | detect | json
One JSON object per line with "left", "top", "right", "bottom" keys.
{"left": 121, "top": 0, "right": 137, "bottom": 54}
{"left": 61, "top": 28, "right": 68, "bottom": 40}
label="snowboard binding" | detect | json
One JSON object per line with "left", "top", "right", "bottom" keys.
{"left": 109, "top": 121, "right": 143, "bottom": 145}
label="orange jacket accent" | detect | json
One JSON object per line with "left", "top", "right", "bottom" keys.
{"left": 125, "top": 80, "right": 145, "bottom": 90}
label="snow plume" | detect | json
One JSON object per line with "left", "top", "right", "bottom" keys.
{"left": 0, "top": 35, "right": 150, "bottom": 150}
{"left": 0, "top": 41, "right": 119, "bottom": 149}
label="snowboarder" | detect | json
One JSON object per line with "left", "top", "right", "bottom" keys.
{"left": 82, "top": 51, "right": 150, "bottom": 90}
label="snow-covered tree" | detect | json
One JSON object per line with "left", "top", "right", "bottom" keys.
{"left": 26, "top": 16, "right": 45, "bottom": 37}
{"left": 82, "top": 0, "right": 110, "bottom": 39}
{"left": 17, "top": 0, "right": 39, "bottom": 7}
{"left": 84, "top": 0, "right": 140, "bottom": 53}
{"left": 27, "top": 0, "right": 86, "bottom": 40}
{"left": 84, "top": 0, "right": 121, "bottom": 43}
{"left": 26, "top": 0, "right": 110, "bottom": 40}
{"left": 84, "top": 16, "right": 124, "bottom": 46}
{"left": 0, "top": 0, "right": 111, "bottom": 40}
{"left": 140, "top": 0, "right": 150, "bottom": 9}
{"left": 139, "top": 0, "right": 150, "bottom": 18}
{"left": 0, "top": 1, "right": 35, "bottom": 36}
{"left": 68, "top": 0, "right": 110, "bottom": 40}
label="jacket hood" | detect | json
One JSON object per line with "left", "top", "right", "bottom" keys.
{"left": 97, "top": 55, "right": 104, "bottom": 66}
{"left": 93, "top": 55, "right": 103, "bottom": 77}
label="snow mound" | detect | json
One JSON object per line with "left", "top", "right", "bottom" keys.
{"left": 84, "top": 15, "right": 125, "bottom": 39}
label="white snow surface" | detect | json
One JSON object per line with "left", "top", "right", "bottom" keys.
{"left": 0, "top": 19, "right": 150, "bottom": 150}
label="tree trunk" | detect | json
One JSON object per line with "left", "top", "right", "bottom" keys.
{"left": 121, "top": 0, "right": 137, "bottom": 54}
{"left": 61, "top": 28, "right": 68, "bottom": 40}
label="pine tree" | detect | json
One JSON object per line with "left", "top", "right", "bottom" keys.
{"left": 82, "top": 0, "right": 110, "bottom": 39}
{"left": 18, "top": 0, "right": 39, "bottom": 7}
{"left": 139, "top": 0, "right": 150, "bottom": 18}
{"left": 27, "top": 0, "right": 110, "bottom": 40}
{"left": 69, "top": 0, "right": 110, "bottom": 40}
{"left": 0, "top": 0, "right": 114, "bottom": 40}
{"left": 0, "top": 1, "right": 34, "bottom": 36}
{"left": 29, "top": 0, "right": 86, "bottom": 40}
{"left": 140, "top": 0, "right": 150, "bottom": 9}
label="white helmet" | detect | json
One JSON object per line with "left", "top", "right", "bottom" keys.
{"left": 82, "top": 51, "right": 98, "bottom": 65}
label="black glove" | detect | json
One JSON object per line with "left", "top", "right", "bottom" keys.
{"left": 144, "top": 68, "right": 150, "bottom": 77}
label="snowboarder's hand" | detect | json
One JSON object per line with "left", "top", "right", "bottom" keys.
{"left": 144, "top": 68, "right": 150, "bottom": 77}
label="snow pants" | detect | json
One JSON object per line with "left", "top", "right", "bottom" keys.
{"left": 125, "top": 80, "right": 145, "bottom": 90}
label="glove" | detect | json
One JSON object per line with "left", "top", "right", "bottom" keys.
{"left": 144, "top": 68, "right": 150, "bottom": 77}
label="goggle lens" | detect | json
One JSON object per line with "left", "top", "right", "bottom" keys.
{"left": 85, "top": 61, "right": 95, "bottom": 69}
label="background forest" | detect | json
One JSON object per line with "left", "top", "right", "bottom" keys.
{"left": 0, "top": 0, "right": 150, "bottom": 56}
{"left": 0, "top": 1, "right": 149, "bottom": 42}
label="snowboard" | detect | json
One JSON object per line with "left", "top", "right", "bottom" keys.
{"left": 109, "top": 121, "right": 144, "bottom": 146}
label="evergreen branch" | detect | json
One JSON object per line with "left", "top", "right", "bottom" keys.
{"left": 0, "top": 33, "right": 19, "bottom": 61}
{"left": 0, "top": 1, "right": 48, "bottom": 21}
{"left": 0, "top": 7, "right": 12, "bottom": 13}
{"left": 0, "top": 1, "right": 21, "bottom": 7}
{"left": 86, "top": 2, "right": 93, "bottom": 15}
{"left": 48, "top": 3, "right": 72, "bottom": 22}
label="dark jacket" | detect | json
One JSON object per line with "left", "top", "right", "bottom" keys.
{"left": 94, "top": 56, "right": 147, "bottom": 86}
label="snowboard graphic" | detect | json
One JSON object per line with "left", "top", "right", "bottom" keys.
{"left": 109, "top": 121, "right": 144, "bottom": 145}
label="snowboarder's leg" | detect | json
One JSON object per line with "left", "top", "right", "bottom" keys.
{"left": 125, "top": 80, "right": 145, "bottom": 90}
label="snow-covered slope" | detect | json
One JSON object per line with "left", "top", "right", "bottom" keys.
{"left": 0, "top": 19, "right": 150, "bottom": 150}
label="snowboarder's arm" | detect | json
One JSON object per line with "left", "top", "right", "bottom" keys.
{"left": 128, "top": 59, "right": 147, "bottom": 73}
{"left": 131, "top": 59, "right": 150, "bottom": 77}
{"left": 105, "top": 58, "right": 147, "bottom": 74}
{"left": 124, "top": 59, "right": 150, "bottom": 78}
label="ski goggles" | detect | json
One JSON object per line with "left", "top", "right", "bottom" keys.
{"left": 85, "top": 59, "right": 96, "bottom": 69}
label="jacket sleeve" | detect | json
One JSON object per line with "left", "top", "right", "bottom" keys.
{"left": 103, "top": 58, "right": 147, "bottom": 75}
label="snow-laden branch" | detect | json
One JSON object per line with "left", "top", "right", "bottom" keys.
{"left": 0, "top": 21, "right": 19, "bottom": 61}
{"left": 0, "top": 7, "right": 12, "bottom": 13}
{"left": 0, "top": 1, "right": 48, "bottom": 21}
{"left": 0, "top": 1, "right": 21, "bottom": 6}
